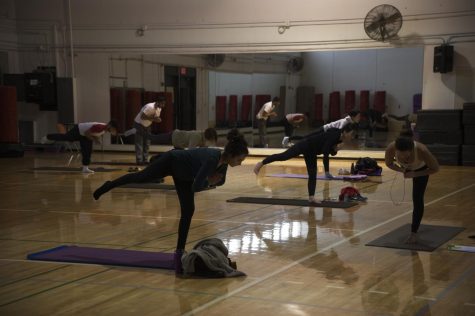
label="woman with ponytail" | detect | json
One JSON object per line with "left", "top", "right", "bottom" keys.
{"left": 93, "top": 129, "right": 248, "bottom": 273}
{"left": 385, "top": 130, "right": 439, "bottom": 244}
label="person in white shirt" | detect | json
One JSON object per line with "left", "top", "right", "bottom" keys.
{"left": 281, "top": 113, "right": 305, "bottom": 147}
{"left": 46, "top": 121, "right": 118, "bottom": 173}
{"left": 134, "top": 96, "right": 166, "bottom": 165}
{"left": 256, "top": 97, "right": 280, "bottom": 147}
{"left": 291, "top": 111, "right": 361, "bottom": 142}
{"left": 323, "top": 111, "right": 361, "bottom": 132}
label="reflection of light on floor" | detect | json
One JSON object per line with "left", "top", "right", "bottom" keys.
{"left": 222, "top": 221, "right": 309, "bottom": 254}
{"left": 267, "top": 222, "right": 308, "bottom": 241}
{"left": 284, "top": 304, "right": 307, "bottom": 316}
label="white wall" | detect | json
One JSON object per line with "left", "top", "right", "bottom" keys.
{"left": 301, "top": 47, "right": 424, "bottom": 120}
{"left": 422, "top": 43, "right": 475, "bottom": 109}
{"left": 36, "top": 0, "right": 475, "bottom": 53}
{"left": 74, "top": 54, "right": 110, "bottom": 126}
{"left": 2, "top": 0, "right": 475, "bottom": 145}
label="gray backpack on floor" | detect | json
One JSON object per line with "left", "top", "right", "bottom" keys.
{"left": 181, "top": 238, "right": 246, "bottom": 278}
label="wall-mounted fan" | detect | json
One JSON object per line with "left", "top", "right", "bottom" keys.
{"left": 364, "top": 4, "right": 403, "bottom": 42}
{"left": 205, "top": 54, "right": 225, "bottom": 68}
{"left": 287, "top": 56, "right": 304, "bottom": 73}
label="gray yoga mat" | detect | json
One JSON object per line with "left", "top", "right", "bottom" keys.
{"left": 366, "top": 224, "right": 464, "bottom": 252}
{"left": 119, "top": 183, "right": 216, "bottom": 191}
{"left": 32, "top": 166, "right": 121, "bottom": 172}
{"left": 120, "top": 183, "right": 176, "bottom": 190}
{"left": 91, "top": 161, "right": 138, "bottom": 166}
{"left": 227, "top": 197, "right": 357, "bottom": 208}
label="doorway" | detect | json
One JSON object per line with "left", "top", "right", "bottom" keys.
{"left": 164, "top": 66, "right": 196, "bottom": 130}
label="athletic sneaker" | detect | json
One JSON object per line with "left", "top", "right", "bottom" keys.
{"left": 282, "top": 137, "right": 290, "bottom": 148}
{"left": 82, "top": 166, "right": 95, "bottom": 174}
{"left": 40, "top": 136, "right": 54, "bottom": 144}
{"left": 338, "top": 168, "right": 351, "bottom": 175}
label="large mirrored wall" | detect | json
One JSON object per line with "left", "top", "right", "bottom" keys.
{"left": 108, "top": 47, "right": 423, "bottom": 150}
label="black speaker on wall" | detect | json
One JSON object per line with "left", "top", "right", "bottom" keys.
{"left": 433, "top": 45, "right": 454, "bottom": 73}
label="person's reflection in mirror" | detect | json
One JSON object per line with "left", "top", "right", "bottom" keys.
{"left": 281, "top": 113, "right": 306, "bottom": 148}
{"left": 290, "top": 111, "right": 361, "bottom": 143}
{"left": 256, "top": 97, "right": 280, "bottom": 147}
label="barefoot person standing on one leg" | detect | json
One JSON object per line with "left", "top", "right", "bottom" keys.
{"left": 385, "top": 131, "right": 439, "bottom": 244}
{"left": 93, "top": 129, "right": 249, "bottom": 274}
{"left": 45, "top": 121, "right": 118, "bottom": 173}
{"left": 254, "top": 124, "right": 355, "bottom": 203}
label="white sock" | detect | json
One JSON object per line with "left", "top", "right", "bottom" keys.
{"left": 82, "top": 166, "right": 95, "bottom": 173}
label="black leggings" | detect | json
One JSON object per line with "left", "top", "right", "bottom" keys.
{"left": 99, "top": 152, "right": 195, "bottom": 251}
{"left": 411, "top": 166, "right": 429, "bottom": 233}
{"left": 47, "top": 125, "right": 93, "bottom": 166}
{"left": 282, "top": 118, "right": 294, "bottom": 137}
{"left": 262, "top": 143, "right": 318, "bottom": 196}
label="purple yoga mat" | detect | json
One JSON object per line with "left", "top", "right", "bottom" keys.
{"left": 27, "top": 245, "right": 175, "bottom": 269}
{"left": 267, "top": 173, "right": 367, "bottom": 181}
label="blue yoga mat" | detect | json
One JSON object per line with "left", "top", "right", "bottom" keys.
{"left": 267, "top": 173, "right": 368, "bottom": 181}
{"left": 27, "top": 245, "right": 175, "bottom": 269}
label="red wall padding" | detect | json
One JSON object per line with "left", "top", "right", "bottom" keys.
{"left": 360, "top": 90, "right": 369, "bottom": 112}
{"left": 156, "top": 92, "right": 173, "bottom": 133}
{"left": 216, "top": 96, "right": 227, "bottom": 126}
{"left": 314, "top": 93, "right": 323, "bottom": 122}
{"left": 0, "top": 86, "right": 18, "bottom": 143}
{"left": 374, "top": 90, "right": 386, "bottom": 113}
{"left": 344, "top": 90, "right": 356, "bottom": 114}
{"left": 329, "top": 91, "right": 341, "bottom": 122}
{"left": 241, "top": 95, "right": 252, "bottom": 123}
{"left": 110, "top": 88, "right": 125, "bottom": 133}
{"left": 254, "top": 95, "right": 271, "bottom": 116}
{"left": 143, "top": 91, "right": 159, "bottom": 104}
{"left": 125, "top": 89, "right": 142, "bottom": 130}
{"left": 228, "top": 95, "right": 238, "bottom": 126}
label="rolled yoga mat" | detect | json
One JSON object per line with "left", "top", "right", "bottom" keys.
{"left": 366, "top": 224, "right": 464, "bottom": 252}
{"left": 27, "top": 245, "right": 175, "bottom": 269}
{"left": 227, "top": 196, "right": 357, "bottom": 208}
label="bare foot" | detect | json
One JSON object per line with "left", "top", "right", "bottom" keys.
{"left": 309, "top": 196, "right": 318, "bottom": 204}
{"left": 405, "top": 233, "right": 418, "bottom": 244}
{"left": 254, "top": 162, "right": 263, "bottom": 175}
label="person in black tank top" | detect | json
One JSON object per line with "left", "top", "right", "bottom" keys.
{"left": 93, "top": 129, "right": 248, "bottom": 274}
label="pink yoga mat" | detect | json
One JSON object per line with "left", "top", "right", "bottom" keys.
{"left": 267, "top": 173, "right": 368, "bottom": 181}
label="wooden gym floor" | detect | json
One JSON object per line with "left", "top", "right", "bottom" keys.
{"left": 0, "top": 151, "right": 474, "bottom": 316}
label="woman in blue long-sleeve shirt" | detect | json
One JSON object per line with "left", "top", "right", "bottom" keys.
{"left": 93, "top": 129, "right": 248, "bottom": 272}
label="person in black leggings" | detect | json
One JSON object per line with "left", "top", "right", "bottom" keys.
{"left": 46, "top": 121, "right": 118, "bottom": 173}
{"left": 254, "top": 124, "right": 355, "bottom": 203}
{"left": 385, "top": 132, "right": 439, "bottom": 244}
{"left": 93, "top": 129, "right": 248, "bottom": 273}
